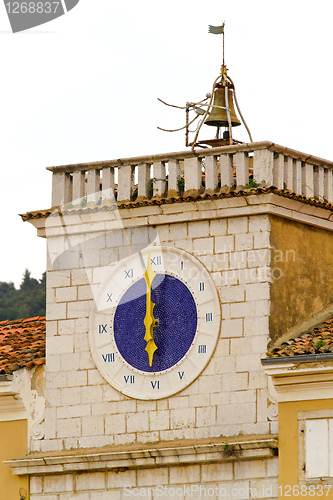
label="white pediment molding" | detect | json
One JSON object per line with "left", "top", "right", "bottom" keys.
{"left": 7, "top": 436, "right": 278, "bottom": 476}
{"left": 265, "top": 362, "right": 333, "bottom": 402}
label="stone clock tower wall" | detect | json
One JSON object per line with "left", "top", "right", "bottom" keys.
{"left": 41, "top": 203, "right": 274, "bottom": 452}
{"left": 17, "top": 142, "right": 333, "bottom": 498}
{"left": 24, "top": 196, "right": 279, "bottom": 498}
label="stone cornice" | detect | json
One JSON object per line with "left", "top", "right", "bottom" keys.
{"left": 265, "top": 362, "right": 333, "bottom": 402}
{"left": 25, "top": 192, "right": 333, "bottom": 239}
{"left": 7, "top": 436, "right": 278, "bottom": 476}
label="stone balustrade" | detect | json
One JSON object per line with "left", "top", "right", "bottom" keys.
{"left": 47, "top": 141, "right": 333, "bottom": 207}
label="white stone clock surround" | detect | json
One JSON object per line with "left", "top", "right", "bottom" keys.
{"left": 89, "top": 246, "right": 221, "bottom": 400}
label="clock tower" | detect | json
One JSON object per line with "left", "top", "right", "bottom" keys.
{"left": 19, "top": 141, "right": 326, "bottom": 499}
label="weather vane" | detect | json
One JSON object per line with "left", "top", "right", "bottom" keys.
{"left": 158, "top": 23, "right": 252, "bottom": 150}
{"left": 208, "top": 22, "right": 225, "bottom": 65}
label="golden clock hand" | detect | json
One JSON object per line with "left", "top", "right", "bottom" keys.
{"left": 144, "top": 253, "right": 158, "bottom": 366}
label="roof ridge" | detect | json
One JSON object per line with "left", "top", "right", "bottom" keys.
{"left": 22, "top": 316, "right": 44, "bottom": 323}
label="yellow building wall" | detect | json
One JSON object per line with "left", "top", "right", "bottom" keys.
{"left": 279, "top": 399, "right": 333, "bottom": 499}
{"left": 0, "top": 419, "right": 28, "bottom": 500}
{"left": 269, "top": 216, "right": 333, "bottom": 347}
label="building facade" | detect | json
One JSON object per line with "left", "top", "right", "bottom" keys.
{"left": 0, "top": 317, "right": 45, "bottom": 500}
{"left": 8, "top": 141, "right": 333, "bottom": 499}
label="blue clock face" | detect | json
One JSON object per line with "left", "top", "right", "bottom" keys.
{"left": 113, "top": 274, "right": 198, "bottom": 373}
{"left": 90, "top": 247, "right": 221, "bottom": 400}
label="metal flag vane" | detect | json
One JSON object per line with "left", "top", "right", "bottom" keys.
{"left": 208, "top": 24, "right": 224, "bottom": 34}
{"left": 208, "top": 22, "right": 225, "bottom": 66}
{"left": 157, "top": 23, "right": 253, "bottom": 150}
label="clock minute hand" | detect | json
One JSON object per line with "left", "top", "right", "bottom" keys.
{"left": 144, "top": 254, "right": 158, "bottom": 367}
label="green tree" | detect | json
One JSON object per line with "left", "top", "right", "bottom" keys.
{"left": 20, "top": 269, "right": 40, "bottom": 292}
{"left": 0, "top": 270, "right": 46, "bottom": 321}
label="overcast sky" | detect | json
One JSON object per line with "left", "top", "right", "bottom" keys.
{"left": 1, "top": 0, "right": 332, "bottom": 287}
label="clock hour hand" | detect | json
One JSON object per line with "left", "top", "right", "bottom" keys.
{"left": 144, "top": 254, "right": 158, "bottom": 367}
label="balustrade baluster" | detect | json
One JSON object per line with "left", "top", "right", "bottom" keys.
{"left": 235, "top": 152, "right": 249, "bottom": 187}
{"left": 253, "top": 149, "right": 274, "bottom": 186}
{"left": 138, "top": 163, "right": 151, "bottom": 200}
{"left": 220, "top": 153, "right": 233, "bottom": 188}
{"left": 102, "top": 166, "right": 115, "bottom": 201}
{"left": 273, "top": 154, "right": 284, "bottom": 189}
{"left": 52, "top": 172, "right": 72, "bottom": 206}
{"left": 184, "top": 157, "right": 202, "bottom": 195}
{"left": 284, "top": 157, "right": 293, "bottom": 191}
{"left": 302, "top": 163, "right": 314, "bottom": 198}
{"left": 205, "top": 155, "right": 219, "bottom": 193}
{"left": 315, "top": 166, "right": 325, "bottom": 201}
{"left": 87, "top": 169, "right": 101, "bottom": 204}
{"left": 324, "top": 169, "right": 333, "bottom": 203}
{"left": 153, "top": 161, "right": 167, "bottom": 197}
{"left": 294, "top": 160, "right": 302, "bottom": 195}
{"left": 117, "top": 165, "right": 134, "bottom": 202}
{"left": 167, "top": 159, "right": 181, "bottom": 196}
{"left": 72, "top": 171, "right": 85, "bottom": 205}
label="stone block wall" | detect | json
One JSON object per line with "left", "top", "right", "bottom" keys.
{"left": 29, "top": 458, "right": 279, "bottom": 500}
{"left": 34, "top": 202, "right": 276, "bottom": 455}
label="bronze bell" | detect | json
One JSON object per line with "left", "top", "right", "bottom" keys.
{"left": 205, "top": 85, "right": 241, "bottom": 127}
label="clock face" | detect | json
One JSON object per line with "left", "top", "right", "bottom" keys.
{"left": 89, "top": 246, "right": 221, "bottom": 400}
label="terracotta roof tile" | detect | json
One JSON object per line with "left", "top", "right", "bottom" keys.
{"left": 267, "top": 317, "right": 333, "bottom": 358}
{"left": 0, "top": 317, "right": 46, "bottom": 374}
{"left": 20, "top": 186, "right": 333, "bottom": 222}
{"left": 23, "top": 316, "right": 40, "bottom": 322}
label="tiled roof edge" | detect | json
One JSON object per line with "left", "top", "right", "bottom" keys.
{"left": 0, "top": 316, "right": 46, "bottom": 326}
{"left": 262, "top": 353, "right": 333, "bottom": 365}
{"left": 20, "top": 186, "right": 333, "bottom": 222}
{"left": 0, "top": 317, "right": 46, "bottom": 374}
{"left": 266, "top": 310, "right": 333, "bottom": 360}
{"left": 269, "top": 306, "right": 333, "bottom": 352}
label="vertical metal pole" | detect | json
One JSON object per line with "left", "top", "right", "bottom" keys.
{"left": 225, "top": 86, "right": 232, "bottom": 144}
{"left": 185, "top": 106, "right": 189, "bottom": 147}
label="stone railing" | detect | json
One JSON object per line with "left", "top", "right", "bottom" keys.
{"left": 47, "top": 141, "right": 333, "bottom": 206}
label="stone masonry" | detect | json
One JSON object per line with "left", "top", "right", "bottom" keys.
{"left": 39, "top": 207, "right": 274, "bottom": 454}
{"left": 29, "top": 458, "right": 279, "bottom": 499}
{"left": 18, "top": 194, "right": 289, "bottom": 499}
